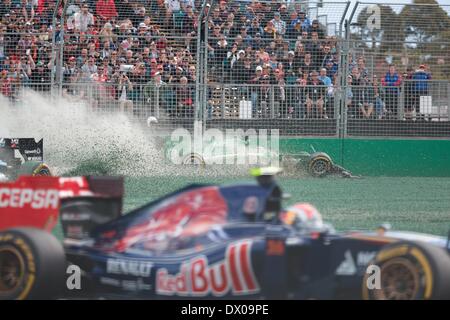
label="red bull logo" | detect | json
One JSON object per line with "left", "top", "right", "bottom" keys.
{"left": 156, "top": 240, "right": 259, "bottom": 296}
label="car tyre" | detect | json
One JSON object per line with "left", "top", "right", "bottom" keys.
{"left": 308, "top": 152, "right": 332, "bottom": 177}
{"left": 0, "top": 228, "right": 66, "bottom": 300}
{"left": 362, "top": 240, "right": 450, "bottom": 300}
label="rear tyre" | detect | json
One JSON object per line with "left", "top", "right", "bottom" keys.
{"left": 17, "top": 162, "right": 52, "bottom": 176}
{"left": 182, "top": 153, "right": 206, "bottom": 166}
{"left": 362, "top": 241, "right": 450, "bottom": 300}
{"left": 0, "top": 228, "right": 66, "bottom": 300}
{"left": 308, "top": 152, "right": 332, "bottom": 177}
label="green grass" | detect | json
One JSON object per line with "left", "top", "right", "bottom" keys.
{"left": 123, "top": 176, "right": 450, "bottom": 236}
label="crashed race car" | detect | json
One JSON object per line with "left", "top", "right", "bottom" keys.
{"left": 164, "top": 134, "right": 356, "bottom": 178}
{"left": 0, "top": 138, "right": 51, "bottom": 181}
{"left": 0, "top": 169, "right": 449, "bottom": 300}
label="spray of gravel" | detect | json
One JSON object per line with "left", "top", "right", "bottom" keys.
{"left": 0, "top": 90, "right": 178, "bottom": 176}
{"left": 0, "top": 90, "right": 272, "bottom": 178}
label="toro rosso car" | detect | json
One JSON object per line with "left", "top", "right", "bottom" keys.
{"left": 0, "top": 169, "right": 449, "bottom": 300}
{"left": 0, "top": 138, "right": 51, "bottom": 181}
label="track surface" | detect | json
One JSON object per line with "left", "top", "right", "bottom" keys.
{"left": 123, "top": 176, "right": 450, "bottom": 236}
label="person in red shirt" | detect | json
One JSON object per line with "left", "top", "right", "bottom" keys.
{"left": 96, "top": 0, "right": 118, "bottom": 22}
{"left": 0, "top": 70, "right": 12, "bottom": 98}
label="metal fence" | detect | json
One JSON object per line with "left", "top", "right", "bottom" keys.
{"left": 1, "top": 0, "right": 450, "bottom": 138}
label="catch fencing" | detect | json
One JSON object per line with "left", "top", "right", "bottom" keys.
{"left": 1, "top": 1, "right": 449, "bottom": 138}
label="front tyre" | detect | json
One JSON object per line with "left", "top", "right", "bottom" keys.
{"left": 362, "top": 241, "right": 450, "bottom": 300}
{"left": 0, "top": 228, "right": 66, "bottom": 300}
{"left": 308, "top": 152, "right": 332, "bottom": 177}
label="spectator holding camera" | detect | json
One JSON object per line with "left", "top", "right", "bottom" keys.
{"left": 117, "top": 72, "right": 133, "bottom": 113}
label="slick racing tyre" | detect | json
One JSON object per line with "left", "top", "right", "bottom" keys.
{"left": 0, "top": 228, "right": 66, "bottom": 300}
{"left": 308, "top": 152, "right": 332, "bottom": 177}
{"left": 17, "top": 162, "right": 52, "bottom": 176}
{"left": 362, "top": 241, "right": 450, "bottom": 300}
{"left": 182, "top": 153, "right": 206, "bottom": 166}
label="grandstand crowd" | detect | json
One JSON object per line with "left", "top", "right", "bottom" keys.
{"left": 0, "top": 0, "right": 433, "bottom": 120}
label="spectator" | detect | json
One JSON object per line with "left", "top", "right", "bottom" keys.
{"left": 357, "top": 56, "right": 369, "bottom": 79}
{"left": 361, "top": 77, "right": 375, "bottom": 119}
{"left": 175, "top": 76, "right": 193, "bottom": 117}
{"left": 165, "top": 0, "right": 181, "bottom": 26}
{"left": 73, "top": 4, "right": 95, "bottom": 33}
{"left": 310, "top": 19, "right": 325, "bottom": 39}
{"left": 20, "top": 0, "right": 35, "bottom": 25}
{"left": 372, "top": 75, "right": 385, "bottom": 119}
{"left": 350, "top": 66, "right": 364, "bottom": 118}
{"left": 273, "top": 68, "right": 287, "bottom": 117}
{"left": 17, "top": 54, "right": 34, "bottom": 87}
{"left": 286, "top": 11, "right": 299, "bottom": 39}
{"left": 81, "top": 56, "right": 98, "bottom": 79}
{"left": 301, "top": 53, "right": 314, "bottom": 76}
{"left": 306, "top": 32, "right": 323, "bottom": 69}
{"left": 319, "top": 67, "right": 332, "bottom": 85}
{"left": 296, "top": 10, "right": 311, "bottom": 33}
{"left": 99, "top": 22, "right": 117, "bottom": 43}
{"left": 96, "top": 0, "right": 118, "bottom": 23}
{"left": 305, "top": 70, "right": 326, "bottom": 118}
{"left": 210, "top": 7, "right": 223, "bottom": 28}
{"left": 381, "top": 64, "right": 402, "bottom": 119}
{"left": 270, "top": 12, "right": 286, "bottom": 37}
{"left": 0, "top": 70, "right": 12, "bottom": 99}
{"left": 320, "top": 45, "right": 333, "bottom": 69}
{"left": 30, "top": 60, "right": 51, "bottom": 92}
{"left": 284, "top": 51, "right": 298, "bottom": 85}
{"left": 232, "top": 50, "right": 247, "bottom": 83}
{"left": 248, "top": 19, "right": 264, "bottom": 38}
{"left": 144, "top": 71, "right": 174, "bottom": 117}
{"left": 412, "top": 64, "right": 432, "bottom": 120}
{"left": 117, "top": 72, "right": 133, "bottom": 113}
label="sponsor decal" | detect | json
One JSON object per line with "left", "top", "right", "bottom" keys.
{"left": 156, "top": 240, "right": 259, "bottom": 297}
{"left": 335, "top": 250, "right": 357, "bottom": 275}
{"left": 242, "top": 196, "right": 259, "bottom": 214}
{"left": 357, "top": 251, "right": 377, "bottom": 266}
{"left": 336, "top": 250, "right": 378, "bottom": 276}
{"left": 24, "top": 148, "right": 41, "bottom": 155}
{"left": 0, "top": 188, "right": 59, "bottom": 209}
{"left": 106, "top": 259, "right": 154, "bottom": 277}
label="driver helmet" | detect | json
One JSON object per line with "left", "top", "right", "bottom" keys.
{"left": 280, "top": 203, "right": 323, "bottom": 230}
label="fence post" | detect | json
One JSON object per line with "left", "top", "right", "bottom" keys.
{"left": 270, "top": 86, "right": 275, "bottom": 118}
{"left": 448, "top": 83, "right": 450, "bottom": 121}
{"left": 221, "top": 85, "right": 226, "bottom": 119}
{"left": 156, "top": 88, "right": 160, "bottom": 119}
{"left": 399, "top": 83, "right": 405, "bottom": 120}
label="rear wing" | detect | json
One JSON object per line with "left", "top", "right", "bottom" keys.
{"left": 0, "top": 176, "right": 124, "bottom": 237}
{"left": 0, "top": 138, "right": 44, "bottom": 164}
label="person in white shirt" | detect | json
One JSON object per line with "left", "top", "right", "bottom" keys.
{"left": 165, "top": 0, "right": 181, "bottom": 13}
{"left": 73, "top": 4, "right": 95, "bottom": 32}
{"left": 270, "top": 12, "right": 286, "bottom": 36}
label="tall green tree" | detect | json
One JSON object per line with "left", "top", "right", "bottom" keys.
{"left": 400, "top": 0, "right": 450, "bottom": 45}
{"left": 354, "top": 5, "right": 405, "bottom": 53}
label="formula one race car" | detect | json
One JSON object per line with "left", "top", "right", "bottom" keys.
{"left": 0, "top": 138, "right": 51, "bottom": 181}
{"left": 0, "top": 169, "right": 449, "bottom": 300}
{"left": 165, "top": 134, "right": 356, "bottom": 178}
